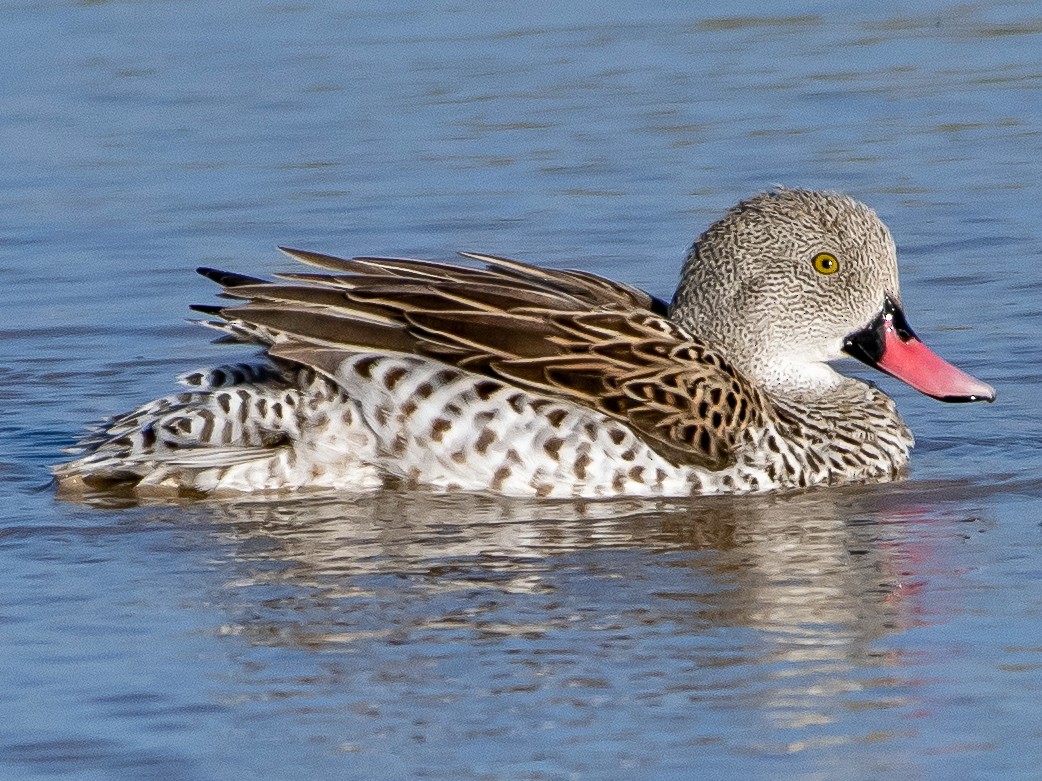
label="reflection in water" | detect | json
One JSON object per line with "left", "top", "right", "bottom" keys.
{"left": 186, "top": 484, "right": 982, "bottom": 754}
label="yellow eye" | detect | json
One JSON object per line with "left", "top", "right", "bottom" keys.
{"left": 812, "top": 252, "right": 840, "bottom": 275}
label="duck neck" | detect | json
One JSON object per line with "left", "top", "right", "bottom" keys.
{"left": 746, "top": 356, "right": 849, "bottom": 402}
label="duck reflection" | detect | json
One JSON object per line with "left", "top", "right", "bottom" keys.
{"left": 182, "top": 482, "right": 989, "bottom": 750}
{"left": 202, "top": 483, "right": 975, "bottom": 643}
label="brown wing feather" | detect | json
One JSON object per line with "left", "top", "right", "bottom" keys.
{"left": 198, "top": 251, "right": 766, "bottom": 470}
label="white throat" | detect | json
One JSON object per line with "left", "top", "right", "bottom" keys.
{"left": 753, "top": 356, "right": 846, "bottom": 397}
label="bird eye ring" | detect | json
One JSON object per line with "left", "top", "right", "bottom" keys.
{"left": 812, "top": 252, "right": 839, "bottom": 275}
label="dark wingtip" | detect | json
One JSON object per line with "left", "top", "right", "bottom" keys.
{"left": 196, "top": 267, "right": 267, "bottom": 288}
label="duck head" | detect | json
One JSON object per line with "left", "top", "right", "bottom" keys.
{"left": 669, "top": 188, "right": 995, "bottom": 402}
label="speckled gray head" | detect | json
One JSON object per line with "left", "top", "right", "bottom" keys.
{"left": 670, "top": 188, "right": 995, "bottom": 402}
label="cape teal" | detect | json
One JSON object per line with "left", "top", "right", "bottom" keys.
{"left": 55, "top": 189, "right": 995, "bottom": 498}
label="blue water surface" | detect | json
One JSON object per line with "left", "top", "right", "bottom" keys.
{"left": 3, "top": 1, "right": 1042, "bottom": 779}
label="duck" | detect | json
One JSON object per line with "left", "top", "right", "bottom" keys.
{"left": 54, "top": 188, "right": 995, "bottom": 498}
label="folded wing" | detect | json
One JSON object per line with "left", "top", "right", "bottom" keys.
{"left": 195, "top": 249, "right": 768, "bottom": 470}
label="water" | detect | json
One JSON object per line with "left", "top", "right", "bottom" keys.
{"left": 3, "top": 1, "right": 1042, "bottom": 778}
